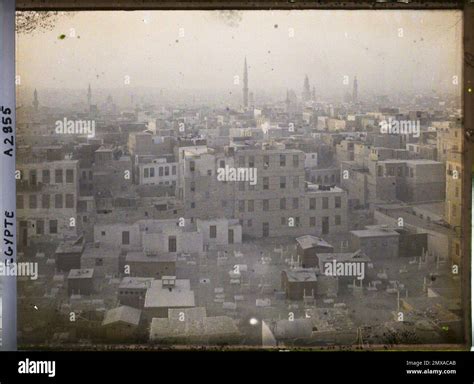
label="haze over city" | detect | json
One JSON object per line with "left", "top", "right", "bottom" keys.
{"left": 16, "top": 10, "right": 462, "bottom": 102}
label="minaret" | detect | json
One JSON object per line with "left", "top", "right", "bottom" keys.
{"left": 87, "top": 83, "right": 92, "bottom": 106}
{"left": 33, "top": 89, "right": 39, "bottom": 112}
{"left": 352, "top": 76, "right": 358, "bottom": 103}
{"left": 303, "top": 75, "right": 311, "bottom": 102}
{"left": 243, "top": 57, "right": 249, "bottom": 109}
{"left": 285, "top": 89, "right": 291, "bottom": 113}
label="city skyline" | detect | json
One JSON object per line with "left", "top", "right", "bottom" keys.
{"left": 16, "top": 10, "right": 462, "bottom": 95}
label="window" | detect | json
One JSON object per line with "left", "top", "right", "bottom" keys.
{"left": 310, "top": 217, "right": 316, "bottom": 227}
{"left": 122, "top": 231, "right": 130, "bottom": 245}
{"left": 322, "top": 217, "right": 329, "bottom": 235}
{"left": 65, "top": 194, "right": 74, "bottom": 208}
{"left": 165, "top": 167, "right": 169, "bottom": 176}
{"left": 190, "top": 181, "right": 196, "bottom": 192}
{"left": 322, "top": 197, "right": 329, "bottom": 209}
{"left": 247, "top": 219, "right": 253, "bottom": 227}
{"left": 49, "top": 220, "right": 58, "bottom": 234}
{"left": 189, "top": 161, "right": 195, "bottom": 172}
{"left": 263, "top": 177, "right": 269, "bottom": 190}
{"left": 55, "top": 169, "right": 63, "bottom": 183}
{"left": 295, "top": 217, "right": 300, "bottom": 227}
{"left": 249, "top": 156, "right": 255, "bottom": 167}
{"left": 29, "top": 170, "right": 37, "bottom": 185}
{"left": 17, "top": 195, "right": 24, "bottom": 209}
{"left": 335, "top": 215, "right": 341, "bottom": 225}
{"left": 292, "top": 198, "right": 298, "bottom": 209}
{"left": 190, "top": 202, "right": 196, "bottom": 209}
{"left": 150, "top": 167, "right": 155, "bottom": 177}
{"left": 248, "top": 200, "right": 254, "bottom": 212}
{"left": 159, "top": 167, "right": 164, "bottom": 176}
{"left": 335, "top": 196, "right": 341, "bottom": 208}
{"left": 293, "top": 154, "right": 299, "bottom": 167}
{"left": 55, "top": 194, "right": 63, "bottom": 209}
{"left": 144, "top": 168, "right": 149, "bottom": 178}
{"left": 280, "top": 176, "right": 286, "bottom": 189}
{"left": 29, "top": 194, "right": 37, "bottom": 209}
{"left": 377, "top": 166, "right": 383, "bottom": 177}
{"left": 42, "top": 194, "right": 50, "bottom": 209}
{"left": 219, "top": 160, "right": 225, "bottom": 168}
{"left": 207, "top": 169, "right": 212, "bottom": 176}
{"left": 280, "top": 198, "right": 286, "bottom": 210}
{"left": 239, "top": 200, "right": 245, "bottom": 212}
{"left": 42, "top": 169, "right": 50, "bottom": 184}
{"left": 210, "top": 225, "right": 217, "bottom": 239}
{"left": 263, "top": 199, "right": 269, "bottom": 211}
{"left": 66, "top": 169, "right": 74, "bottom": 183}
{"left": 263, "top": 155, "right": 270, "bottom": 168}
{"left": 168, "top": 236, "right": 177, "bottom": 252}
{"left": 280, "top": 154, "right": 286, "bottom": 167}
{"left": 36, "top": 219, "right": 44, "bottom": 235}
{"left": 172, "top": 165, "right": 177, "bottom": 175}
{"left": 309, "top": 198, "right": 316, "bottom": 210}
{"left": 101, "top": 231, "right": 106, "bottom": 236}
{"left": 293, "top": 176, "right": 299, "bottom": 189}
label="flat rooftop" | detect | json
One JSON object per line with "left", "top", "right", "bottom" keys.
{"left": 68, "top": 268, "right": 94, "bottom": 279}
{"left": 125, "top": 251, "right": 177, "bottom": 263}
{"left": 102, "top": 305, "right": 141, "bottom": 326}
{"left": 350, "top": 229, "right": 400, "bottom": 238}
{"left": 119, "top": 277, "right": 154, "bottom": 290}
{"left": 283, "top": 269, "right": 317, "bottom": 283}
{"left": 144, "top": 279, "right": 195, "bottom": 309}
{"left": 296, "top": 235, "right": 333, "bottom": 250}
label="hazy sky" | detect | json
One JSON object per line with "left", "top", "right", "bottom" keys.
{"left": 16, "top": 10, "right": 462, "bottom": 96}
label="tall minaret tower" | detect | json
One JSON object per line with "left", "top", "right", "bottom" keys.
{"left": 87, "top": 83, "right": 92, "bottom": 106}
{"left": 303, "top": 75, "right": 311, "bottom": 102}
{"left": 33, "top": 89, "right": 39, "bottom": 112}
{"left": 352, "top": 76, "right": 358, "bottom": 103}
{"left": 243, "top": 57, "right": 249, "bottom": 109}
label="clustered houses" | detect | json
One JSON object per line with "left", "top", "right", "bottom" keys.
{"left": 16, "top": 68, "right": 463, "bottom": 347}
{"left": 16, "top": 152, "right": 80, "bottom": 247}
{"left": 177, "top": 144, "right": 348, "bottom": 238}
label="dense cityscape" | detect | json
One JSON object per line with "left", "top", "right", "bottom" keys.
{"left": 14, "top": 11, "right": 464, "bottom": 349}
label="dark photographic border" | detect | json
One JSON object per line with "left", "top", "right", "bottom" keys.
{"left": 10, "top": 0, "right": 473, "bottom": 351}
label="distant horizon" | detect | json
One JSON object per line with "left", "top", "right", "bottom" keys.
{"left": 16, "top": 10, "right": 462, "bottom": 98}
